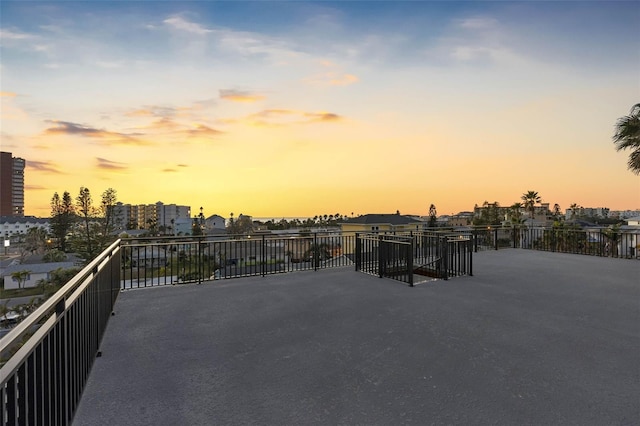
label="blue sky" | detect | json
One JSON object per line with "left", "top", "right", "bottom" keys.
{"left": 1, "top": 1, "right": 639, "bottom": 217}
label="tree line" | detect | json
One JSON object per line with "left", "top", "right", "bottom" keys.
{"left": 49, "top": 187, "right": 119, "bottom": 260}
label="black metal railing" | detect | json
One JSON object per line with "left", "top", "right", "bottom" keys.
{"left": 0, "top": 239, "right": 121, "bottom": 426}
{"left": 515, "top": 227, "right": 638, "bottom": 258}
{"left": 405, "top": 231, "right": 473, "bottom": 280}
{"left": 426, "top": 225, "right": 638, "bottom": 259}
{"left": 355, "top": 234, "right": 414, "bottom": 285}
{"left": 354, "top": 232, "right": 473, "bottom": 285}
{"left": 120, "top": 233, "right": 356, "bottom": 289}
{"left": 118, "top": 226, "right": 636, "bottom": 291}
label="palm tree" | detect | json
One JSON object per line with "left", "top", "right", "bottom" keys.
{"left": 521, "top": 191, "right": 541, "bottom": 219}
{"left": 428, "top": 204, "right": 437, "bottom": 227}
{"left": 569, "top": 203, "right": 580, "bottom": 220}
{"left": 11, "top": 270, "right": 30, "bottom": 289}
{"left": 613, "top": 103, "right": 640, "bottom": 175}
{"left": 509, "top": 202, "right": 523, "bottom": 224}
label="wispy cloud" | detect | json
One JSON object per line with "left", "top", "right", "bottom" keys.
{"left": 25, "top": 184, "right": 48, "bottom": 190}
{"left": 163, "top": 16, "right": 212, "bottom": 35}
{"left": 43, "top": 120, "right": 150, "bottom": 145}
{"left": 26, "top": 160, "right": 63, "bottom": 174}
{"left": 456, "top": 17, "right": 499, "bottom": 30}
{"left": 125, "top": 106, "right": 177, "bottom": 118}
{"left": 1, "top": 131, "right": 15, "bottom": 142}
{"left": 126, "top": 100, "right": 214, "bottom": 120}
{"left": 213, "top": 28, "right": 298, "bottom": 62}
{"left": 305, "top": 72, "right": 358, "bottom": 87}
{"left": 162, "top": 164, "right": 188, "bottom": 173}
{"left": 193, "top": 98, "right": 217, "bottom": 109}
{"left": 304, "top": 60, "right": 359, "bottom": 87}
{"left": 304, "top": 112, "right": 342, "bottom": 123}
{"left": 154, "top": 13, "right": 302, "bottom": 66}
{"left": 96, "top": 60, "right": 124, "bottom": 69}
{"left": 147, "top": 117, "right": 182, "bottom": 130}
{"left": 238, "top": 109, "right": 344, "bottom": 127}
{"left": 126, "top": 109, "right": 155, "bottom": 117}
{"left": 96, "top": 157, "right": 128, "bottom": 171}
{"left": 183, "top": 124, "right": 224, "bottom": 138}
{"left": 1, "top": 92, "right": 28, "bottom": 120}
{"left": 421, "top": 14, "right": 527, "bottom": 68}
{"left": 0, "top": 29, "right": 34, "bottom": 41}
{"left": 220, "top": 89, "right": 265, "bottom": 103}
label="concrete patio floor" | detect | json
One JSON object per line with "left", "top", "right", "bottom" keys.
{"left": 73, "top": 249, "right": 639, "bottom": 426}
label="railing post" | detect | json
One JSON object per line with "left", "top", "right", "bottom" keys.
{"left": 441, "top": 237, "right": 449, "bottom": 280}
{"left": 494, "top": 228, "right": 498, "bottom": 250}
{"left": 473, "top": 230, "right": 478, "bottom": 252}
{"left": 313, "top": 233, "right": 318, "bottom": 271}
{"left": 355, "top": 233, "right": 361, "bottom": 271}
{"left": 468, "top": 238, "right": 473, "bottom": 276}
{"left": 378, "top": 235, "right": 384, "bottom": 278}
{"left": 262, "top": 234, "right": 266, "bottom": 277}
{"left": 408, "top": 240, "right": 414, "bottom": 287}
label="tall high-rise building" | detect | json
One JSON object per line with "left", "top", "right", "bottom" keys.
{"left": 0, "top": 151, "right": 25, "bottom": 217}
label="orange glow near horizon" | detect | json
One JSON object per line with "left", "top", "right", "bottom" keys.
{"left": 2, "top": 2, "right": 638, "bottom": 218}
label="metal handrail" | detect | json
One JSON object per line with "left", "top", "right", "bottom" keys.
{"left": 0, "top": 239, "right": 121, "bottom": 426}
{"left": 0, "top": 239, "right": 121, "bottom": 361}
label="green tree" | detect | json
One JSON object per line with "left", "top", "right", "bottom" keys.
{"left": 569, "top": 203, "right": 581, "bottom": 220}
{"left": 227, "top": 212, "right": 235, "bottom": 234}
{"left": 235, "top": 214, "right": 254, "bottom": 235}
{"left": 42, "top": 248, "right": 67, "bottom": 262}
{"left": 192, "top": 217, "right": 203, "bottom": 236}
{"left": 613, "top": 103, "right": 640, "bottom": 175}
{"left": 474, "top": 201, "right": 502, "bottom": 226}
{"left": 509, "top": 202, "right": 523, "bottom": 225}
{"left": 25, "top": 226, "right": 48, "bottom": 254}
{"left": 37, "top": 267, "right": 82, "bottom": 297}
{"left": 100, "top": 188, "right": 118, "bottom": 238}
{"left": 521, "top": 191, "right": 541, "bottom": 219}
{"left": 428, "top": 204, "right": 437, "bottom": 227}
{"left": 305, "top": 243, "right": 331, "bottom": 267}
{"left": 70, "top": 186, "right": 118, "bottom": 261}
{"left": 76, "top": 187, "right": 95, "bottom": 257}
{"left": 50, "top": 191, "right": 75, "bottom": 251}
{"left": 603, "top": 224, "right": 621, "bottom": 257}
{"left": 11, "top": 270, "right": 30, "bottom": 289}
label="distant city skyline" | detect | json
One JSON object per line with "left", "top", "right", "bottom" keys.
{"left": 1, "top": 1, "right": 638, "bottom": 217}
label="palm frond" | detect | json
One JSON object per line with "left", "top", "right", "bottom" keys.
{"left": 627, "top": 148, "right": 640, "bottom": 175}
{"left": 612, "top": 103, "right": 640, "bottom": 174}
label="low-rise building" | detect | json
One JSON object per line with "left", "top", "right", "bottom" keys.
{"left": 1, "top": 216, "right": 50, "bottom": 240}
{"left": 205, "top": 214, "right": 226, "bottom": 234}
{"left": 339, "top": 214, "right": 425, "bottom": 253}
{"left": 2, "top": 261, "right": 76, "bottom": 290}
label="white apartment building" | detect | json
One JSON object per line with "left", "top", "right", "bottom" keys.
{"left": 113, "top": 202, "right": 191, "bottom": 231}
{"left": 1, "top": 216, "right": 50, "bottom": 239}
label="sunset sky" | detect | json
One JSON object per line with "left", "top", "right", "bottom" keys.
{"left": 1, "top": 1, "right": 639, "bottom": 219}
